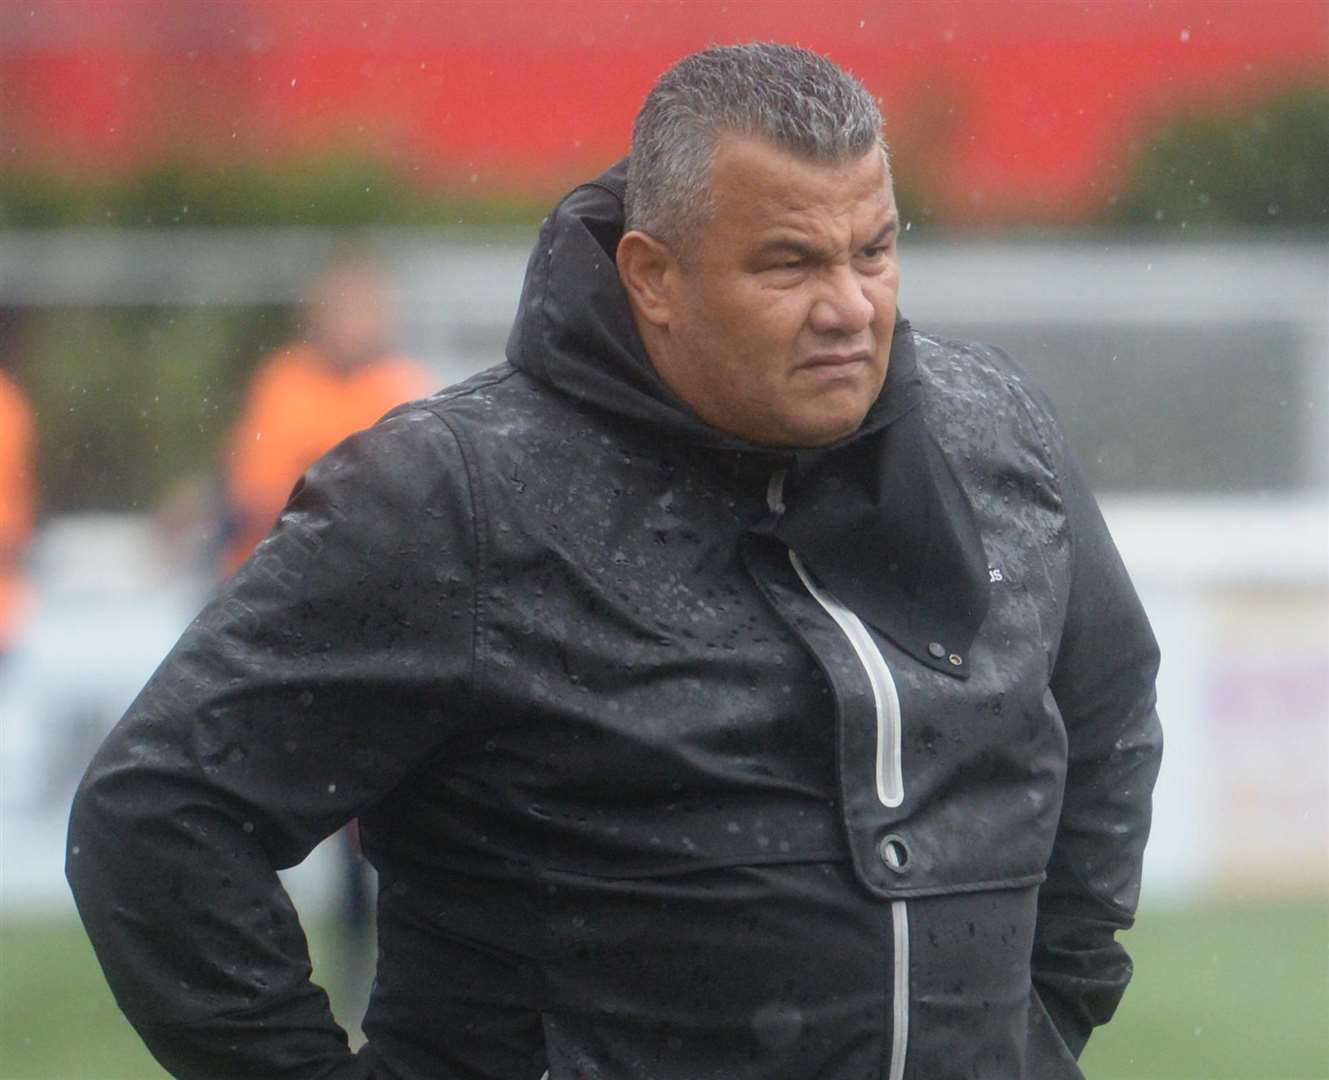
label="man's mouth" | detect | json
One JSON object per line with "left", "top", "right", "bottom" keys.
{"left": 799, "top": 351, "right": 873, "bottom": 372}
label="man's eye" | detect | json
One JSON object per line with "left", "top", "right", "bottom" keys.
{"left": 860, "top": 245, "right": 887, "bottom": 259}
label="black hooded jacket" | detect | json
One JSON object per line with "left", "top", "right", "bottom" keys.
{"left": 67, "top": 162, "right": 1162, "bottom": 1079}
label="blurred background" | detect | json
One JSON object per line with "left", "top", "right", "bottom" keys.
{"left": 1, "top": 2, "right": 1325, "bottom": 1077}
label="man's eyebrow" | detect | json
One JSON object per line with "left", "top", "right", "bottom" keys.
{"left": 755, "top": 218, "right": 899, "bottom": 261}
{"left": 755, "top": 236, "right": 827, "bottom": 260}
{"left": 864, "top": 219, "right": 899, "bottom": 247}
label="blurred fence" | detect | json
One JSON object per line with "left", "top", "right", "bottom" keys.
{"left": 1, "top": 230, "right": 1325, "bottom": 918}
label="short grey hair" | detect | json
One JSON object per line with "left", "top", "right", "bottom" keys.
{"left": 625, "top": 43, "right": 887, "bottom": 259}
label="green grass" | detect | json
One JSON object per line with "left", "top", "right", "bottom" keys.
{"left": 1, "top": 902, "right": 1325, "bottom": 1079}
{"left": 1080, "top": 901, "right": 1329, "bottom": 1080}
{"left": 1, "top": 920, "right": 172, "bottom": 1080}
{"left": 0, "top": 920, "right": 355, "bottom": 1080}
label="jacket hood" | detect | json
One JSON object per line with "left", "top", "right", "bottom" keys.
{"left": 506, "top": 159, "right": 990, "bottom": 678}
{"left": 506, "top": 158, "right": 921, "bottom": 453}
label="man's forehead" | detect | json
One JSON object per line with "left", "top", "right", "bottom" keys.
{"left": 697, "top": 144, "right": 893, "bottom": 259}
{"left": 707, "top": 135, "right": 894, "bottom": 221}
{"left": 743, "top": 186, "right": 896, "bottom": 232}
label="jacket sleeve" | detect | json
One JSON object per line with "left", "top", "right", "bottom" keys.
{"left": 1030, "top": 392, "right": 1164, "bottom": 1058}
{"left": 66, "top": 406, "right": 477, "bottom": 1079}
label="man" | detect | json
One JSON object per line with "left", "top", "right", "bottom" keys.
{"left": 221, "top": 252, "right": 430, "bottom": 574}
{"left": 0, "top": 317, "right": 35, "bottom": 661}
{"left": 68, "top": 44, "right": 1162, "bottom": 1080}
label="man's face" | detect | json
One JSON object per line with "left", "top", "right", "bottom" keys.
{"left": 307, "top": 264, "right": 395, "bottom": 371}
{"left": 650, "top": 136, "right": 900, "bottom": 447}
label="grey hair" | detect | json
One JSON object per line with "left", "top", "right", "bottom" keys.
{"left": 625, "top": 43, "right": 887, "bottom": 259}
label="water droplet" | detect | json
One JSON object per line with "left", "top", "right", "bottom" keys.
{"left": 752, "top": 1002, "right": 804, "bottom": 1049}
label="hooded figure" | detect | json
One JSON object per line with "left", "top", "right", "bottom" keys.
{"left": 68, "top": 44, "right": 1161, "bottom": 1080}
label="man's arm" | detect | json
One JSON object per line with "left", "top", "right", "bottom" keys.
{"left": 222, "top": 353, "right": 320, "bottom": 573}
{"left": 1033, "top": 415, "right": 1164, "bottom": 1058}
{"left": 67, "top": 408, "right": 476, "bottom": 1079}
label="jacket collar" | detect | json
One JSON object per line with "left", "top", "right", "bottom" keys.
{"left": 508, "top": 159, "right": 990, "bottom": 677}
{"left": 773, "top": 373, "right": 991, "bottom": 679}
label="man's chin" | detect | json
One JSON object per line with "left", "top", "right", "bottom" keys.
{"left": 774, "top": 410, "right": 872, "bottom": 449}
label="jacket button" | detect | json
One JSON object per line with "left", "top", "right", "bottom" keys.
{"left": 927, "top": 642, "right": 946, "bottom": 659}
{"left": 878, "top": 834, "right": 910, "bottom": 872}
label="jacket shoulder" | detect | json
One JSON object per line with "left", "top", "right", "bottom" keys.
{"left": 910, "top": 329, "right": 1066, "bottom": 470}
{"left": 912, "top": 330, "right": 1049, "bottom": 412}
{"left": 404, "top": 363, "right": 562, "bottom": 432}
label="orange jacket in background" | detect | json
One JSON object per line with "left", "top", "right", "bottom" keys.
{"left": 0, "top": 371, "right": 35, "bottom": 652}
{"left": 223, "top": 345, "right": 430, "bottom": 574}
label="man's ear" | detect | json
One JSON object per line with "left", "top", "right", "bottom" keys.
{"left": 616, "top": 230, "right": 678, "bottom": 328}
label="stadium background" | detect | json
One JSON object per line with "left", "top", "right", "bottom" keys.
{"left": 1, "top": 2, "right": 1326, "bottom": 1077}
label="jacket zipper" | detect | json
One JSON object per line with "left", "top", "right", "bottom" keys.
{"left": 786, "top": 551, "right": 903, "bottom": 808}
{"left": 770, "top": 469, "right": 909, "bottom": 1080}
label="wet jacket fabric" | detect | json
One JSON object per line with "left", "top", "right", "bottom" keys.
{"left": 67, "top": 161, "right": 1162, "bottom": 1080}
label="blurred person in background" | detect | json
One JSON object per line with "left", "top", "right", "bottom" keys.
{"left": 222, "top": 252, "right": 432, "bottom": 1033}
{"left": 222, "top": 251, "right": 431, "bottom": 574}
{"left": 0, "top": 310, "right": 36, "bottom": 666}
{"left": 68, "top": 44, "right": 1162, "bottom": 1080}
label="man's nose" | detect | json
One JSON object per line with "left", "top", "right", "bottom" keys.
{"left": 808, "top": 265, "right": 875, "bottom": 335}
